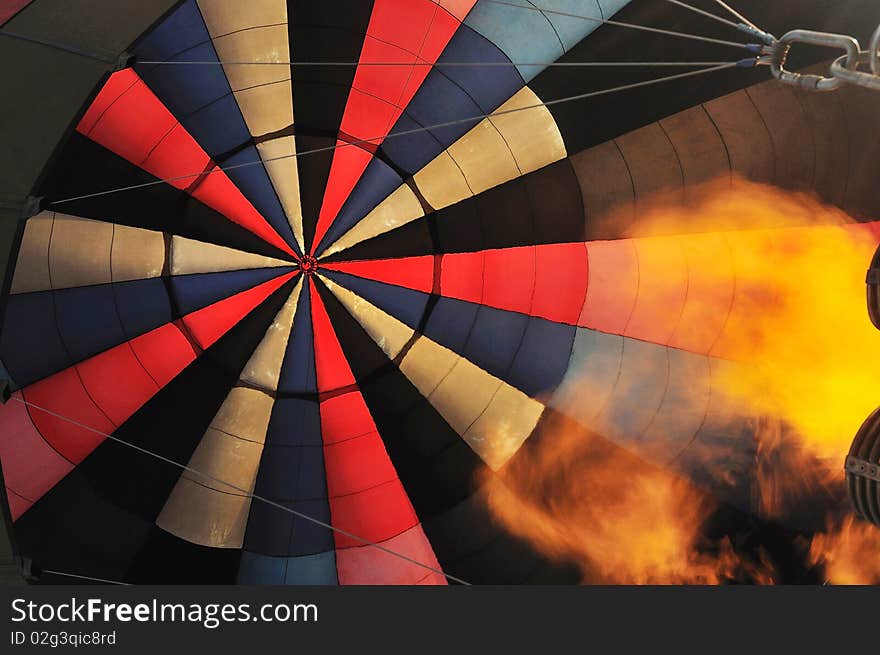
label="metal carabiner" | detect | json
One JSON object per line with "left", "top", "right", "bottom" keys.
{"left": 770, "top": 29, "right": 860, "bottom": 91}
{"left": 871, "top": 23, "right": 879, "bottom": 76}
{"left": 828, "top": 24, "right": 880, "bottom": 92}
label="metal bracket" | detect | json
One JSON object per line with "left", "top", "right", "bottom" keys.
{"left": 845, "top": 455, "right": 880, "bottom": 483}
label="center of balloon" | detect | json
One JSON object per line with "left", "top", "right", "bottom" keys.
{"left": 299, "top": 255, "right": 318, "bottom": 275}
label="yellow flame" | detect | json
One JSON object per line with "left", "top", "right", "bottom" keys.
{"left": 484, "top": 178, "right": 880, "bottom": 583}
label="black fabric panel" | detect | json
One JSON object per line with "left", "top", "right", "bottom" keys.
{"left": 124, "top": 525, "right": 241, "bottom": 584}
{"left": 289, "top": 1, "right": 375, "bottom": 253}
{"left": 530, "top": 0, "right": 880, "bottom": 156}
{"left": 39, "top": 133, "right": 295, "bottom": 261}
{"left": 13, "top": 277, "right": 297, "bottom": 583}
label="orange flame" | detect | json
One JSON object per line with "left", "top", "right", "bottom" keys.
{"left": 484, "top": 416, "right": 775, "bottom": 584}
{"left": 809, "top": 516, "right": 880, "bottom": 584}
{"left": 484, "top": 178, "right": 880, "bottom": 583}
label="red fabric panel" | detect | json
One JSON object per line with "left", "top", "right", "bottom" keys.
{"left": 323, "top": 255, "right": 434, "bottom": 293}
{"left": 336, "top": 523, "right": 446, "bottom": 585}
{"left": 309, "top": 281, "right": 356, "bottom": 392}
{"left": 323, "top": 430, "right": 398, "bottom": 498}
{"left": 23, "top": 368, "right": 115, "bottom": 464}
{"left": 439, "top": 0, "right": 478, "bottom": 20}
{"left": 0, "top": 392, "right": 73, "bottom": 519}
{"left": 76, "top": 68, "right": 142, "bottom": 134}
{"left": 0, "top": 0, "right": 33, "bottom": 25}
{"left": 311, "top": 0, "right": 476, "bottom": 253}
{"left": 319, "top": 391, "right": 376, "bottom": 444}
{"left": 142, "top": 122, "right": 210, "bottom": 189}
{"left": 77, "top": 69, "right": 295, "bottom": 257}
{"left": 128, "top": 324, "right": 198, "bottom": 387}
{"left": 439, "top": 245, "right": 588, "bottom": 324}
{"left": 6, "top": 489, "right": 31, "bottom": 521}
{"left": 182, "top": 271, "right": 297, "bottom": 349}
{"left": 75, "top": 344, "right": 160, "bottom": 426}
{"left": 440, "top": 251, "right": 484, "bottom": 303}
{"left": 531, "top": 243, "right": 589, "bottom": 325}
{"left": 482, "top": 247, "right": 536, "bottom": 315}
{"left": 328, "top": 479, "right": 418, "bottom": 549}
{"left": 580, "top": 240, "right": 640, "bottom": 334}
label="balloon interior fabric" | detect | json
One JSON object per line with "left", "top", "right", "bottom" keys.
{"left": 1, "top": 0, "right": 880, "bottom": 584}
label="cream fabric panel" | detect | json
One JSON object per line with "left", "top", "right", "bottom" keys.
{"left": 48, "top": 214, "right": 113, "bottom": 289}
{"left": 257, "top": 136, "right": 303, "bottom": 252}
{"left": 321, "top": 185, "right": 424, "bottom": 259}
{"left": 324, "top": 275, "right": 543, "bottom": 470}
{"left": 12, "top": 212, "right": 165, "bottom": 293}
{"left": 415, "top": 86, "right": 565, "bottom": 206}
{"left": 111, "top": 223, "right": 165, "bottom": 282}
{"left": 196, "top": 0, "right": 303, "bottom": 250}
{"left": 170, "top": 235, "right": 291, "bottom": 275}
{"left": 10, "top": 212, "right": 53, "bottom": 293}
{"left": 239, "top": 277, "right": 302, "bottom": 391}
{"left": 319, "top": 275, "right": 415, "bottom": 357}
{"left": 157, "top": 386, "right": 274, "bottom": 548}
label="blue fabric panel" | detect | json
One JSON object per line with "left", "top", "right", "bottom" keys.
{"left": 137, "top": 43, "right": 234, "bottom": 118}
{"left": 254, "top": 446, "right": 328, "bottom": 501}
{"left": 170, "top": 267, "right": 293, "bottom": 316}
{"left": 223, "top": 147, "right": 300, "bottom": 253}
{"left": 283, "top": 551, "right": 338, "bottom": 585}
{"left": 505, "top": 317, "right": 576, "bottom": 396}
{"left": 113, "top": 278, "right": 173, "bottom": 337}
{"left": 323, "top": 270, "right": 429, "bottom": 330}
{"left": 132, "top": 0, "right": 209, "bottom": 67}
{"left": 54, "top": 285, "right": 126, "bottom": 362}
{"left": 325, "top": 273, "right": 573, "bottom": 398}
{"left": 376, "top": 25, "right": 522, "bottom": 176}
{"left": 296, "top": 446, "right": 329, "bottom": 499}
{"left": 184, "top": 93, "right": 249, "bottom": 154}
{"left": 460, "top": 306, "right": 528, "bottom": 378}
{"left": 288, "top": 498, "right": 335, "bottom": 557}
{"left": 315, "top": 158, "right": 403, "bottom": 255}
{"left": 464, "top": 0, "right": 565, "bottom": 82}
{"left": 242, "top": 500, "right": 295, "bottom": 557}
{"left": 237, "top": 551, "right": 287, "bottom": 584}
{"left": 266, "top": 397, "right": 322, "bottom": 447}
{"left": 403, "top": 68, "right": 484, "bottom": 150}
{"left": 0, "top": 293, "right": 71, "bottom": 387}
{"left": 277, "top": 279, "right": 317, "bottom": 394}
{"left": 464, "top": 1, "right": 629, "bottom": 82}
{"left": 377, "top": 113, "right": 444, "bottom": 176}
{"left": 423, "top": 297, "right": 480, "bottom": 353}
{"left": 436, "top": 24, "right": 524, "bottom": 108}
{"left": 238, "top": 551, "right": 338, "bottom": 585}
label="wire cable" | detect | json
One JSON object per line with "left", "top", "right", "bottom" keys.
{"left": 49, "top": 61, "right": 740, "bottom": 206}
{"left": 483, "top": 0, "right": 752, "bottom": 50}
{"left": 710, "top": 0, "right": 761, "bottom": 31}
{"left": 12, "top": 396, "right": 470, "bottom": 586}
{"left": 41, "top": 569, "right": 132, "bottom": 586}
{"left": 658, "top": 0, "right": 741, "bottom": 30}
{"left": 136, "top": 59, "right": 740, "bottom": 67}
